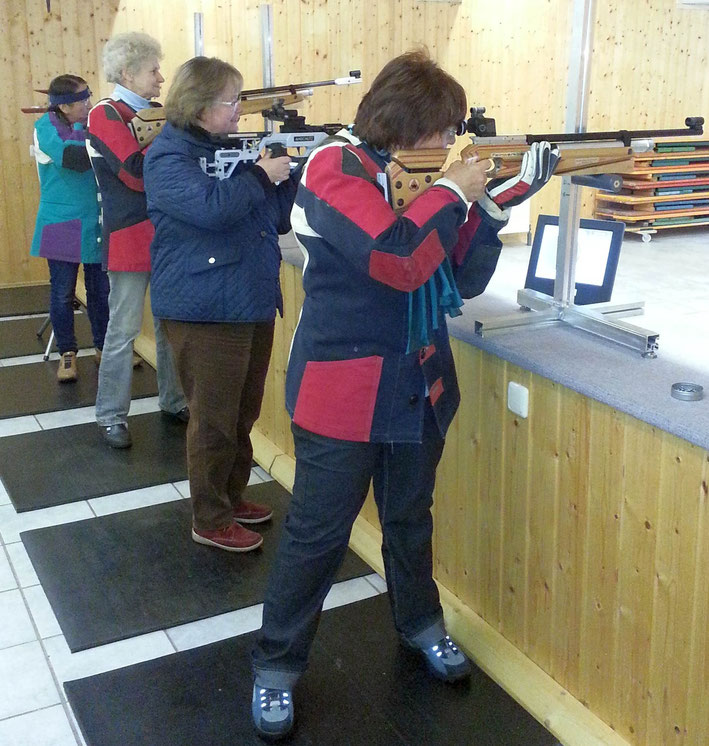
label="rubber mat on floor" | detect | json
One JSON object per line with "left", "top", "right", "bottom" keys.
{"left": 22, "top": 480, "right": 371, "bottom": 652}
{"left": 0, "top": 312, "right": 95, "bottom": 358}
{"left": 0, "top": 411, "right": 186, "bottom": 511}
{"left": 64, "top": 593, "right": 558, "bottom": 745}
{"left": 0, "top": 355, "right": 156, "bottom": 419}
{"left": 0, "top": 285, "right": 50, "bottom": 317}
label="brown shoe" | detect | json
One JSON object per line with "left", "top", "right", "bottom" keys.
{"left": 233, "top": 499, "right": 273, "bottom": 524}
{"left": 192, "top": 522, "right": 263, "bottom": 552}
{"left": 57, "top": 352, "right": 77, "bottom": 382}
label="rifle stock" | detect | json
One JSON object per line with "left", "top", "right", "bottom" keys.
{"left": 387, "top": 115, "right": 704, "bottom": 212}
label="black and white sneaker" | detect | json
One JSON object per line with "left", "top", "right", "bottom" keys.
{"left": 252, "top": 684, "right": 294, "bottom": 741}
{"left": 409, "top": 635, "right": 472, "bottom": 682}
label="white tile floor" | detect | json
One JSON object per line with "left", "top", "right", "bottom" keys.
{"left": 0, "top": 355, "right": 387, "bottom": 745}
{"left": 1, "top": 225, "right": 707, "bottom": 744}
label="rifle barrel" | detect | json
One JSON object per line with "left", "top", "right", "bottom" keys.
{"left": 241, "top": 71, "right": 361, "bottom": 100}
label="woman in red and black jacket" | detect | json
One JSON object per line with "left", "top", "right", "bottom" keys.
{"left": 251, "top": 49, "right": 559, "bottom": 740}
{"left": 87, "top": 32, "right": 187, "bottom": 449}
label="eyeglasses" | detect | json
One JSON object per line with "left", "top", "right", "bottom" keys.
{"left": 217, "top": 100, "right": 241, "bottom": 113}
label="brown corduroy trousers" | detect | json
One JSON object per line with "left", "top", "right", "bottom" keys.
{"left": 163, "top": 320, "right": 274, "bottom": 531}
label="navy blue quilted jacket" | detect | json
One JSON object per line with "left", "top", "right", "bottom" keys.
{"left": 144, "top": 122, "right": 298, "bottom": 322}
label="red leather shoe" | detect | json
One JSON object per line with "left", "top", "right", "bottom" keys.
{"left": 233, "top": 499, "right": 273, "bottom": 524}
{"left": 192, "top": 522, "right": 263, "bottom": 552}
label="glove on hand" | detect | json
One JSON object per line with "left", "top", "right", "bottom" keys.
{"left": 486, "top": 141, "right": 560, "bottom": 208}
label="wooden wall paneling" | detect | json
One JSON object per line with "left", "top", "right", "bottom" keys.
{"left": 272, "top": 0, "right": 293, "bottom": 86}
{"left": 578, "top": 401, "right": 625, "bottom": 724}
{"left": 646, "top": 434, "right": 704, "bottom": 744}
{"left": 476, "top": 350, "right": 506, "bottom": 627}
{"left": 550, "top": 388, "right": 590, "bottom": 695}
{"left": 524, "top": 374, "right": 561, "bottom": 672}
{"left": 684, "top": 453, "right": 709, "bottom": 745}
{"left": 201, "top": 0, "right": 232, "bottom": 60}
{"left": 0, "top": 0, "right": 20, "bottom": 285}
{"left": 499, "top": 362, "right": 532, "bottom": 649}
{"left": 610, "top": 419, "right": 661, "bottom": 741}
{"left": 91, "top": 1, "right": 119, "bottom": 99}
{"left": 448, "top": 340, "right": 483, "bottom": 610}
{"left": 4, "top": 2, "right": 40, "bottom": 286}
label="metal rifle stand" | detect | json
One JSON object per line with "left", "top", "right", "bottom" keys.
{"left": 474, "top": 0, "right": 659, "bottom": 358}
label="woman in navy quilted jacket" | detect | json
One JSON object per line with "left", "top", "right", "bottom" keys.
{"left": 144, "top": 57, "right": 297, "bottom": 553}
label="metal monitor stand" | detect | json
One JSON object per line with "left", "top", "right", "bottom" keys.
{"left": 474, "top": 0, "right": 659, "bottom": 358}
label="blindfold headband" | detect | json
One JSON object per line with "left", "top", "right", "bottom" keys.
{"left": 49, "top": 87, "right": 91, "bottom": 106}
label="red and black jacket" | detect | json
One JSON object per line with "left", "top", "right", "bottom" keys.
{"left": 87, "top": 98, "right": 159, "bottom": 272}
{"left": 285, "top": 129, "right": 506, "bottom": 443}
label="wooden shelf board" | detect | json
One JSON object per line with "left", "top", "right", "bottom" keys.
{"left": 596, "top": 190, "right": 709, "bottom": 205}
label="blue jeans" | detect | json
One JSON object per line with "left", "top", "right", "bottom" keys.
{"left": 95, "top": 270, "right": 186, "bottom": 426}
{"left": 47, "top": 259, "right": 109, "bottom": 355}
{"left": 252, "top": 402, "right": 447, "bottom": 690}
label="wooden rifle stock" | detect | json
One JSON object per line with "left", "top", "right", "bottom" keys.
{"left": 388, "top": 118, "right": 704, "bottom": 212}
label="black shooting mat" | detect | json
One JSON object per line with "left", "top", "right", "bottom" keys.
{"left": 0, "top": 411, "right": 187, "bottom": 512}
{"left": 0, "top": 354, "right": 156, "bottom": 419}
{"left": 64, "top": 593, "right": 557, "bottom": 746}
{"left": 21, "top": 480, "right": 371, "bottom": 652}
{"left": 0, "top": 284, "right": 50, "bottom": 317}
{"left": 0, "top": 312, "right": 95, "bottom": 358}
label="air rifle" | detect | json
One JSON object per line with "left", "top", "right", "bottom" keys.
{"left": 21, "top": 72, "right": 363, "bottom": 150}
{"left": 132, "top": 70, "right": 362, "bottom": 148}
{"left": 387, "top": 108, "right": 705, "bottom": 212}
{"left": 198, "top": 72, "right": 362, "bottom": 179}
{"left": 199, "top": 125, "right": 345, "bottom": 180}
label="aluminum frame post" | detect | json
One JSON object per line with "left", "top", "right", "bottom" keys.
{"left": 554, "top": 0, "right": 596, "bottom": 306}
{"left": 260, "top": 4, "right": 275, "bottom": 132}
{"left": 193, "top": 12, "right": 204, "bottom": 57}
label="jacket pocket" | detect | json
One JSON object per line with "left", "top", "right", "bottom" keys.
{"left": 293, "top": 356, "right": 383, "bottom": 442}
{"left": 108, "top": 220, "right": 154, "bottom": 271}
{"left": 39, "top": 219, "right": 82, "bottom": 262}
{"left": 187, "top": 251, "right": 239, "bottom": 274}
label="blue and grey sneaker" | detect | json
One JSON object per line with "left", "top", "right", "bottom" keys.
{"left": 415, "top": 635, "right": 472, "bottom": 682}
{"left": 252, "top": 684, "right": 294, "bottom": 741}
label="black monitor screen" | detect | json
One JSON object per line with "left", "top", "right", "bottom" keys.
{"left": 524, "top": 214, "right": 625, "bottom": 305}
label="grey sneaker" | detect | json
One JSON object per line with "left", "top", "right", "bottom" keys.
{"left": 410, "top": 635, "right": 471, "bottom": 682}
{"left": 252, "top": 684, "right": 294, "bottom": 741}
{"left": 99, "top": 423, "right": 132, "bottom": 449}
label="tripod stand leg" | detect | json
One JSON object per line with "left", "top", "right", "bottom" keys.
{"left": 43, "top": 329, "right": 54, "bottom": 361}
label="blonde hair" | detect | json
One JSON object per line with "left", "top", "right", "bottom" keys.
{"left": 103, "top": 32, "right": 163, "bottom": 84}
{"left": 165, "top": 57, "right": 243, "bottom": 129}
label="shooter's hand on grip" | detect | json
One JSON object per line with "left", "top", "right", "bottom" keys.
{"left": 442, "top": 155, "right": 489, "bottom": 203}
{"left": 486, "top": 140, "right": 560, "bottom": 208}
{"left": 256, "top": 149, "right": 292, "bottom": 184}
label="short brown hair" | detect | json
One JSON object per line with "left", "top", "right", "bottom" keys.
{"left": 353, "top": 48, "right": 466, "bottom": 151}
{"left": 165, "top": 56, "right": 244, "bottom": 129}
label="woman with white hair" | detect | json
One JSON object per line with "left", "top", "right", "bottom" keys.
{"left": 88, "top": 31, "right": 187, "bottom": 449}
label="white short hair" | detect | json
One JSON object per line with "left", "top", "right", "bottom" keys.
{"left": 103, "top": 32, "right": 163, "bottom": 84}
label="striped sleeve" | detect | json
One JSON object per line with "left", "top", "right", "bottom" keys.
{"left": 87, "top": 102, "right": 145, "bottom": 192}
{"left": 296, "top": 143, "right": 467, "bottom": 293}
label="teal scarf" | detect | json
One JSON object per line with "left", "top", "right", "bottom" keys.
{"left": 406, "top": 258, "right": 463, "bottom": 353}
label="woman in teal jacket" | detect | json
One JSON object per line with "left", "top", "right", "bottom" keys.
{"left": 30, "top": 74, "right": 108, "bottom": 382}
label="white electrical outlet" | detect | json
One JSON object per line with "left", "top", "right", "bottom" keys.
{"left": 507, "top": 381, "right": 529, "bottom": 418}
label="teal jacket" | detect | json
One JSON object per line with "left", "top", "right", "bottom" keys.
{"left": 30, "top": 112, "right": 101, "bottom": 264}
